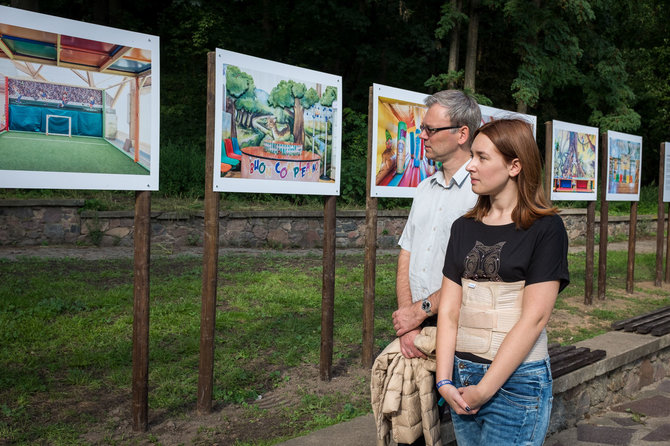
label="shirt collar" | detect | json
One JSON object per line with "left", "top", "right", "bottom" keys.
{"left": 431, "top": 160, "right": 471, "bottom": 189}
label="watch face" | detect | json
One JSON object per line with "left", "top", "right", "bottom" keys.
{"left": 422, "top": 300, "right": 431, "bottom": 312}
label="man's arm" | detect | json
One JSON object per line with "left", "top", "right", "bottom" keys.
{"left": 393, "top": 249, "right": 441, "bottom": 337}
{"left": 394, "top": 249, "right": 439, "bottom": 358}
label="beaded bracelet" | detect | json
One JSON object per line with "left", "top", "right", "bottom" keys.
{"left": 436, "top": 379, "right": 453, "bottom": 389}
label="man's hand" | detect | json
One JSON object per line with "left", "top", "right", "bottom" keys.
{"left": 398, "top": 329, "right": 426, "bottom": 359}
{"left": 393, "top": 303, "right": 424, "bottom": 337}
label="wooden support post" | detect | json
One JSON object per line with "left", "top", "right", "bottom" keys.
{"left": 132, "top": 190, "right": 151, "bottom": 431}
{"left": 585, "top": 201, "right": 595, "bottom": 305}
{"left": 656, "top": 142, "right": 665, "bottom": 287}
{"left": 320, "top": 195, "right": 336, "bottom": 381}
{"left": 544, "top": 121, "right": 552, "bottom": 201}
{"left": 362, "top": 87, "right": 377, "bottom": 369}
{"left": 666, "top": 202, "right": 670, "bottom": 283}
{"left": 197, "top": 52, "right": 220, "bottom": 414}
{"left": 597, "top": 133, "right": 608, "bottom": 300}
{"left": 626, "top": 201, "right": 638, "bottom": 294}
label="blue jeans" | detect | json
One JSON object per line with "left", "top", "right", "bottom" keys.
{"left": 450, "top": 356, "right": 553, "bottom": 446}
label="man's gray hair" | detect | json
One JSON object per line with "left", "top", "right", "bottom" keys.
{"left": 424, "top": 90, "right": 481, "bottom": 144}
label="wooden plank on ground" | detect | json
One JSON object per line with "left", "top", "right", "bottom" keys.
{"left": 611, "top": 306, "right": 670, "bottom": 330}
{"left": 550, "top": 350, "right": 606, "bottom": 378}
{"left": 636, "top": 315, "right": 670, "bottom": 334}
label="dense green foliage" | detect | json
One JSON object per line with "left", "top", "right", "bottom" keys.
{"left": 2, "top": 0, "right": 670, "bottom": 205}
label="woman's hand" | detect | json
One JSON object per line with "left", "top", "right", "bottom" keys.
{"left": 458, "top": 384, "right": 493, "bottom": 412}
{"left": 439, "top": 384, "right": 479, "bottom": 415}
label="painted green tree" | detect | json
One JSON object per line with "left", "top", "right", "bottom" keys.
{"left": 225, "top": 65, "right": 257, "bottom": 138}
{"left": 268, "top": 80, "right": 310, "bottom": 145}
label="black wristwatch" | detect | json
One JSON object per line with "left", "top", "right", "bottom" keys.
{"left": 421, "top": 298, "right": 433, "bottom": 316}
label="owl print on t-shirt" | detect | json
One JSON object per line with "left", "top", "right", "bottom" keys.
{"left": 463, "top": 241, "right": 506, "bottom": 281}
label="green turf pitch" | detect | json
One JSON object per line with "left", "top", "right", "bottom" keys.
{"left": 0, "top": 132, "right": 149, "bottom": 175}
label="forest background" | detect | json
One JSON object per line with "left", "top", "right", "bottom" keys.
{"left": 2, "top": 0, "right": 670, "bottom": 210}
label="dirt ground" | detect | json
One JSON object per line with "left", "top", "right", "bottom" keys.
{"left": 77, "top": 362, "right": 371, "bottom": 445}
{"left": 2, "top": 239, "right": 667, "bottom": 445}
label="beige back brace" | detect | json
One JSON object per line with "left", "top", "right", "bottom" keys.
{"left": 455, "top": 278, "right": 548, "bottom": 362}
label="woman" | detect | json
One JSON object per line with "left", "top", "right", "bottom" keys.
{"left": 435, "top": 118, "right": 569, "bottom": 445}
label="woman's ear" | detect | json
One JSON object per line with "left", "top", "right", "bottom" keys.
{"left": 509, "top": 158, "right": 522, "bottom": 177}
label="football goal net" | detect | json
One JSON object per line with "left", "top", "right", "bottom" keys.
{"left": 45, "top": 114, "right": 72, "bottom": 137}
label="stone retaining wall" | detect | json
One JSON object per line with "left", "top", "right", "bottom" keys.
{"left": 0, "top": 199, "right": 665, "bottom": 248}
{"left": 440, "top": 331, "right": 670, "bottom": 445}
{"left": 548, "top": 331, "right": 670, "bottom": 435}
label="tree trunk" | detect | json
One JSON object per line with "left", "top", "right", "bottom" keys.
{"left": 293, "top": 98, "right": 304, "bottom": 145}
{"left": 11, "top": 0, "right": 39, "bottom": 10}
{"left": 448, "top": 0, "right": 462, "bottom": 88}
{"left": 517, "top": 101, "right": 528, "bottom": 114}
{"left": 464, "top": 0, "right": 479, "bottom": 91}
{"left": 226, "top": 97, "right": 237, "bottom": 138}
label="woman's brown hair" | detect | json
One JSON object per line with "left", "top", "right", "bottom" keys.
{"left": 464, "top": 118, "right": 556, "bottom": 229}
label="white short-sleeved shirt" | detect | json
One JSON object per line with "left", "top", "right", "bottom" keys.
{"left": 398, "top": 162, "right": 477, "bottom": 303}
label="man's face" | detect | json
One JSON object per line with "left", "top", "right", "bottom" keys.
{"left": 419, "top": 104, "right": 466, "bottom": 163}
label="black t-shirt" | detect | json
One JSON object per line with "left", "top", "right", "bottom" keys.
{"left": 443, "top": 213, "right": 570, "bottom": 292}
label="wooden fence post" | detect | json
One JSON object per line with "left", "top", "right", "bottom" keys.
{"left": 656, "top": 142, "right": 665, "bottom": 287}
{"left": 626, "top": 201, "right": 638, "bottom": 293}
{"left": 362, "top": 87, "right": 377, "bottom": 368}
{"left": 320, "top": 195, "right": 336, "bottom": 381}
{"left": 197, "top": 51, "right": 220, "bottom": 413}
{"left": 132, "top": 190, "right": 151, "bottom": 431}
{"left": 597, "top": 133, "right": 608, "bottom": 300}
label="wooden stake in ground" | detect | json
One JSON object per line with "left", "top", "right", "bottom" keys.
{"left": 132, "top": 190, "right": 151, "bottom": 431}
{"left": 666, "top": 201, "right": 670, "bottom": 283}
{"left": 198, "top": 51, "right": 220, "bottom": 414}
{"left": 585, "top": 201, "right": 595, "bottom": 305}
{"left": 362, "top": 86, "right": 377, "bottom": 369}
{"left": 321, "top": 195, "right": 336, "bottom": 381}
{"left": 598, "top": 133, "right": 608, "bottom": 300}
{"left": 627, "top": 202, "right": 638, "bottom": 294}
{"left": 656, "top": 142, "right": 666, "bottom": 287}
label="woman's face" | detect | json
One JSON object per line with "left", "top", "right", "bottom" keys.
{"left": 467, "top": 133, "right": 518, "bottom": 196}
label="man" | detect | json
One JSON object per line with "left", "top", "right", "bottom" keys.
{"left": 393, "top": 90, "right": 480, "bottom": 445}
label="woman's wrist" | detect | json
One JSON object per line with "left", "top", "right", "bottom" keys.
{"left": 436, "top": 379, "right": 454, "bottom": 390}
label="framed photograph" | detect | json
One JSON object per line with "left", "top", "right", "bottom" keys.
{"left": 605, "top": 130, "right": 642, "bottom": 201}
{"left": 213, "top": 48, "right": 342, "bottom": 195}
{"left": 370, "top": 84, "right": 539, "bottom": 198}
{"left": 0, "top": 6, "right": 159, "bottom": 190}
{"left": 479, "top": 104, "right": 537, "bottom": 138}
{"left": 550, "top": 120, "right": 599, "bottom": 201}
{"left": 370, "top": 84, "right": 430, "bottom": 198}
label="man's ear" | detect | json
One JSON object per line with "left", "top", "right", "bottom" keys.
{"left": 457, "top": 126, "right": 469, "bottom": 145}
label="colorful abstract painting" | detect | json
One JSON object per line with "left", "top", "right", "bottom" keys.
{"left": 551, "top": 120, "right": 599, "bottom": 201}
{"left": 606, "top": 130, "right": 642, "bottom": 201}
{"left": 370, "top": 84, "right": 430, "bottom": 198}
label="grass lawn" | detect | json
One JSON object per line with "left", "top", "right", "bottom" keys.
{"left": 0, "top": 131, "right": 149, "bottom": 175}
{"left": 0, "top": 249, "right": 668, "bottom": 445}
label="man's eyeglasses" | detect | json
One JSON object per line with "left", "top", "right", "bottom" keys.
{"left": 419, "top": 124, "right": 461, "bottom": 137}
